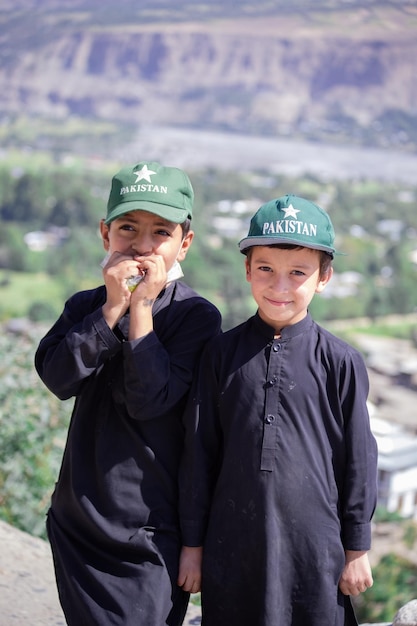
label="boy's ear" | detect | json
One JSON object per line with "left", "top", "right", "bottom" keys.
{"left": 245, "top": 257, "right": 251, "bottom": 282}
{"left": 176, "top": 230, "right": 194, "bottom": 262}
{"left": 99, "top": 219, "right": 110, "bottom": 251}
{"left": 316, "top": 266, "right": 333, "bottom": 294}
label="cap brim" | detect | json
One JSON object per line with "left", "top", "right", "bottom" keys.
{"left": 105, "top": 200, "right": 190, "bottom": 225}
{"left": 239, "top": 236, "right": 335, "bottom": 257}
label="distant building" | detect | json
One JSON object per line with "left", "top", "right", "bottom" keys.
{"left": 376, "top": 219, "right": 405, "bottom": 241}
{"left": 371, "top": 413, "right": 417, "bottom": 519}
{"left": 321, "top": 271, "right": 363, "bottom": 299}
{"left": 23, "top": 227, "right": 70, "bottom": 251}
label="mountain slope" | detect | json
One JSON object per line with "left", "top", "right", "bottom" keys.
{"left": 1, "top": 2, "right": 417, "bottom": 150}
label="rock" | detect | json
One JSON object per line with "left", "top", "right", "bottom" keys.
{"left": 0, "top": 520, "right": 65, "bottom": 625}
{"left": 393, "top": 600, "right": 417, "bottom": 625}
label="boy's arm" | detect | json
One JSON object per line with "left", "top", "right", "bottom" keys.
{"left": 35, "top": 290, "right": 122, "bottom": 400}
{"left": 100, "top": 248, "right": 222, "bottom": 420}
{"left": 179, "top": 341, "right": 222, "bottom": 566}
{"left": 35, "top": 251, "right": 156, "bottom": 399}
{"left": 177, "top": 546, "right": 203, "bottom": 594}
{"left": 339, "top": 350, "right": 378, "bottom": 551}
{"left": 122, "top": 295, "right": 221, "bottom": 421}
{"left": 339, "top": 550, "right": 373, "bottom": 596}
{"left": 35, "top": 246, "right": 159, "bottom": 398}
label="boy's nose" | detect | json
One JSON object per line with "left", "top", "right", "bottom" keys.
{"left": 272, "top": 275, "right": 288, "bottom": 291}
{"left": 132, "top": 237, "right": 153, "bottom": 256}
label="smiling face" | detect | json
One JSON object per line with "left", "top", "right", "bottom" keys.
{"left": 245, "top": 245, "right": 332, "bottom": 334}
{"left": 100, "top": 210, "right": 193, "bottom": 271}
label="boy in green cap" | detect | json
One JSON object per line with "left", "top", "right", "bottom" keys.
{"left": 35, "top": 162, "right": 221, "bottom": 626}
{"left": 178, "top": 195, "right": 378, "bottom": 626}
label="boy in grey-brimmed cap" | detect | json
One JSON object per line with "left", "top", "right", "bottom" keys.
{"left": 178, "top": 194, "right": 378, "bottom": 626}
{"left": 35, "top": 161, "right": 221, "bottom": 626}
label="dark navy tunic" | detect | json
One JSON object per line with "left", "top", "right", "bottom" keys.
{"left": 180, "top": 312, "right": 378, "bottom": 626}
{"left": 35, "top": 280, "right": 221, "bottom": 626}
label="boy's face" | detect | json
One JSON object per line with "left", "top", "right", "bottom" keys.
{"left": 100, "top": 210, "right": 193, "bottom": 271}
{"left": 245, "top": 246, "right": 332, "bottom": 334}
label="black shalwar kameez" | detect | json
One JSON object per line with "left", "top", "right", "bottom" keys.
{"left": 180, "top": 312, "right": 378, "bottom": 626}
{"left": 35, "top": 280, "right": 221, "bottom": 626}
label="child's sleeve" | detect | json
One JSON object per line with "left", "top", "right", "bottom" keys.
{"left": 35, "top": 290, "right": 121, "bottom": 400}
{"left": 179, "top": 339, "right": 222, "bottom": 547}
{"left": 339, "top": 349, "right": 378, "bottom": 551}
{"left": 121, "top": 299, "right": 221, "bottom": 421}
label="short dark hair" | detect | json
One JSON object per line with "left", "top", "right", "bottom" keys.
{"left": 181, "top": 218, "right": 192, "bottom": 238}
{"left": 245, "top": 244, "right": 333, "bottom": 280}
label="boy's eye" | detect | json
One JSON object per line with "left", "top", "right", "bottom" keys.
{"left": 291, "top": 269, "right": 306, "bottom": 276}
{"left": 258, "top": 265, "right": 272, "bottom": 272}
{"left": 156, "top": 229, "right": 171, "bottom": 237}
{"left": 120, "top": 223, "right": 135, "bottom": 231}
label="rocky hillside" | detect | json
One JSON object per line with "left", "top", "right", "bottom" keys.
{"left": 1, "top": 1, "right": 417, "bottom": 151}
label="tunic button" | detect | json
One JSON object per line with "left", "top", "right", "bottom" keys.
{"left": 265, "top": 414, "right": 275, "bottom": 424}
{"left": 273, "top": 344, "right": 281, "bottom": 352}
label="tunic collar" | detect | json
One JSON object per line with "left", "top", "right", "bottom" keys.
{"left": 253, "top": 311, "right": 314, "bottom": 341}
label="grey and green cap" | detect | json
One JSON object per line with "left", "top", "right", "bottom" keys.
{"left": 105, "top": 161, "right": 194, "bottom": 224}
{"left": 239, "top": 194, "right": 336, "bottom": 257}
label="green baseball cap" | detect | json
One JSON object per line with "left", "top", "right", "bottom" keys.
{"left": 105, "top": 161, "right": 194, "bottom": 224}
{"left": 239, "top": 194, "right": 337, "bottom": 257}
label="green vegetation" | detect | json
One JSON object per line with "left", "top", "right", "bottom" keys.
{"left": 354, "top": 320, "right": 417, "bottom": 341}
{"left": 1, "top": 152, "right": 416, "bottom": 329}
{"left": 0, "top": 271, "right": 98, "bottom": 322}
{"left": 0, "top": 116, "right": 135, "bottom": 161}
{"left": 352, "top": 449, "right": 417, "bottom": 622}
{"left": 326, "top": 317, "right": 417, "bottom": 347}
{"left": 0, "top": 326, "right": 72, "bottom": 538}
{"left": 354, "top": 552, "right": 417, "bottom": 623}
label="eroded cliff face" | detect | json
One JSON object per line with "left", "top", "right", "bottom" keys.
{"left": 1, "top": 8, "right": 416, "bottom": 137}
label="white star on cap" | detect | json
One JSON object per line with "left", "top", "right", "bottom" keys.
{"left": 282, "top": 204, "right": 300, "bottom": 219}
{"left": 133, "top": 164, "right": 157, "bottom": 183}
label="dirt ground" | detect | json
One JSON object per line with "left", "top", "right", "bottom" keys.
{"left": 0, "top": 520, "right": 201, "bottom": 626}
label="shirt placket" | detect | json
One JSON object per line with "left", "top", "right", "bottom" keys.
{"left": 260, "top": 340, "right": 282, "bottom": 471}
